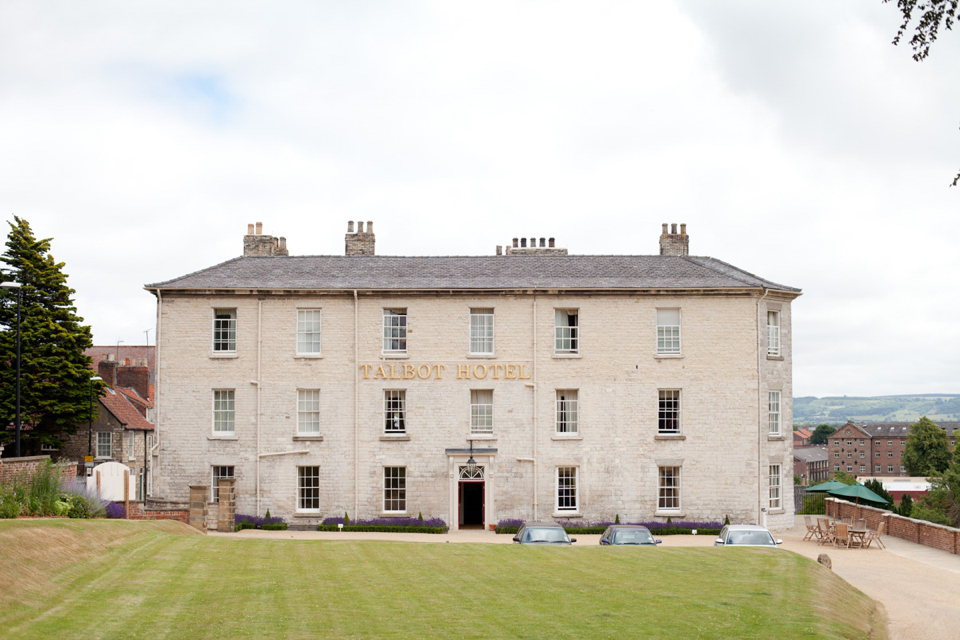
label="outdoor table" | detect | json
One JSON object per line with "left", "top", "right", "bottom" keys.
{"left": 850, "top": 528, "right": 868, "bottom": 548}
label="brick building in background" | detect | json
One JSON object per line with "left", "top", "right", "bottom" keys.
{"left": 146, "top": 222, "right": 801, "bottom": 530}
{"left": 827, "top": 421, "right": 959, "bottom": 478}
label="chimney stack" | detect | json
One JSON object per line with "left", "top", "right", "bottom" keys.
{"left": 243, "top": 223, "right": 289, "bottom": 256}
{"left": 345, "top": 220, "right": 376, "bottom": 256}
{"left": 503, "top": 234, "right": 568, "bottom": 255}
{"left": 659, "top": 222, "right": 689, "bottom": 256}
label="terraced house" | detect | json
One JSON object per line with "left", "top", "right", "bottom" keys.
{"left": 146, "top": 222, "right": 800, "bottom": 530}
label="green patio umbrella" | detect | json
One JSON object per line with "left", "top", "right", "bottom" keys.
{"left": 827, "top": 483, "right": 889, "bottom": 505}
{"left": 805, "top": 480, "right": 848, "bottom": 493}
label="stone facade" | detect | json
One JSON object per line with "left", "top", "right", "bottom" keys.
{"left": 148, "top": 223, "right": 799, "bottom": 531}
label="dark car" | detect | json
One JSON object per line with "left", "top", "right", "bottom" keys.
{"left": 599, "top": 525, "right": 662, "bottom": 546}
{"left": 714, "top": 524, "right": 783, "bottom": 547}
{"left": 513, "top": 522, "right": 576, "bottom": 545}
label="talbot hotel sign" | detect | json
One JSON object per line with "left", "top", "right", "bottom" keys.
{"left": 359, "top": 363, "right": 532, "bottom": 381}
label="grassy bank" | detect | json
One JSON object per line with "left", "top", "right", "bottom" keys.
{"left": 0, "top": 520, "right": 884, "bottom": 639}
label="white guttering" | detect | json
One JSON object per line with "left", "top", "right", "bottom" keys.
{"left": 353, "top": 290, "right": 359, "bottom": 519}
{"left": 756, "top": 288, "right": 770, "bottom": 525}
{"left": 256, "top": 298, "right": 263, "bottom": 516}
{"left": 532, "top": 294, "right": 539, "bottom": 519}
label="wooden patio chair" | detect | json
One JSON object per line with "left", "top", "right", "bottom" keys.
{"left": 833, "top": 522, "right": 851, "bottom": 549}
{"left": 855, "top": 519, "right": 866, "bottom": 531}
{"left": 863, "top": 522, "right": 886, "bottom": 549}
{"left": 803, "top": 516, "right": 819, "bottom": 541}
{"left": 817, "top": 518, "right": 834, "bottom": 546}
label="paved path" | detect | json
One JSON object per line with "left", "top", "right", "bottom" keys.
{"left": 213, "top": 518, "right": 960, "bottom": 639}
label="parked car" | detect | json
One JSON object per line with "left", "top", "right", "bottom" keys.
{"left": 714, "top": 524, "right": 782, "bottom": 547}
{"left": 599, "top": 525, "right": 662, "bottom": 546}
{"left": 513, "top": 522, "right": 576, "bottom": 545}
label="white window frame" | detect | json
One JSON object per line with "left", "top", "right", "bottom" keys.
{"left": 658, "top": 466, "right": 681, "bottom": 511}
{"left": 767, "top": 310, "right": 781, "bottom": 357}
{"left": 768, "top": 391, "right": 781, "bottom": 436}
{"left": 211, "top": 465, "right": 234, "bottom": 502}
{"left": 656, "top": 309, "right": 681, "bottom": 355}
{"left": 383, "top": 309, "right": 407, "bottom": 353}
{"left": 469, "top": 308, "right": 494, "bottom": 355}
{"left": 127, "top": 431, "right": 136, "bottom": 461}
{"left": 213, "top": 390, "right": 235, "bottom": 434}
{"left": 658, "top": 389, "right": 681, "bottom": 434}
{"left": 470, "top": 389, "right": 494, "bottom": 435}
{"left": 556, "top": 466, "right": 578, "bottom": 513}
{"left": 769, "top": 464, "right": 781, "bottom": 509}
{"left": 383, "top": 466, "right": 406, "bottom": 513}
{"left": 96, "top": 432, "right": 112, "bottom": 459}
{"left": 213, "top": 309, "right": 237, "bottom": 353}
{"left": 556, "top": 390, "right": 579, "bottom": 435}
{"left": 384, "top": 390, "right": 406, "bottom": 434}
{"left": 297, "top": 389, "right": 321, "bottom": 435}
{"left": 296, "top": 309, "right": 322, "bottom": 355}
{"left": 297, "top": 466, "right": 321, "bottom": 513}
{"left": 554, "top": 309, "right": 579, "bottom": 355}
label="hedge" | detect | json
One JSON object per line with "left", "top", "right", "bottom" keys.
{"left": 316, "top": 524, "right": 448, "bottom": 534}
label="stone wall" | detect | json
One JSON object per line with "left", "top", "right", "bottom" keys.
{"left": 826, "top": 497, "right": 960, "bottom": 555}
{"left": 127, "top": 501, "right": 189, "bottom": 523}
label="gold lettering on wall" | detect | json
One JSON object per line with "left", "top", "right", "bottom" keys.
{"left": 360, "top": 363, "right": 526, "bottom": 382}
{"left": 457, "top": 364, "right": 470, "bottom": 380}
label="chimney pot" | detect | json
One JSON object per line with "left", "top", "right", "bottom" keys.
{"left": 662, "top": 223, "right": 668, "bottom": 234}
{"left": 256, "top": 222, "right": 263, "bottom": 235}
{"left": 539, "top": 238, "right": 545, "bottom": 247}
{"left": 496, "top": 245, "right": 502, "bottom": 255}
{"left": 520, "top": 238, "right": 527, "bottom": 248}
{"left": 357, "top": 221, "right": 364, "bottom": 233}
{"left": 347, "top": 221, "right": 354, "bottom": 233}
{"left": 549, "top": 238, "right": 555, "bottom": 247}
{"left": 529, "top": 237, "right": 535, "bottom": 248}
{"left": 512, "top": 238, "right": 518, "bottom": 248}
{"left": 247, "top": 223, "right": 254, "bottom": 234}
{"left": 366, "top": 221, "right": 373, "bottom": 233}
{"left": 680, "top": 223, "right": 686, "bottom": 235}
{"left": 279, "top": 237, "right": 286, "bottom": 249}
{"left": 671, "top": 223, "right": 677, "bottom": 234}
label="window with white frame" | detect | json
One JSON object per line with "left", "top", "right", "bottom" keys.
{"left": 383, "top": 309, "right": 407, "bottom": 353}
{"left": 875, "top": 465, "right": 881, "bottom": 473}
{"left": 211, "top": 466, "right": 234, "bottom": 502}
{"left": 296, "top": 309, "right": 322, "bottom": 354}
{"left": 213, "top": 390, "right": 235, "bottom": 434}
{"left": 658, "top": 390, "right": 681, "bottom": 434}
{"left": 554, "top": 310, "right": 578, "bottom": 354}
{"left": 887, "top": 465, "right": 893, "bottom": 473}
{"left": 768, "top": 391, "right": 781, "bottom": 436}
{"left": 656, "top": 309, "right": 681, "bottom": 354}
{"left": 469, "top": 308, "right": 494, "bottom": 354}
{"left": 556, "top": 390, "right": 579, "bottom": 434}
{"left": 383, "top": 467, "right": 406, "bottom": 512}
{"left": 556, "top": 467, "right": 578, "bottom": 512}
{"left": 658, "top": 466, "right": 681, "bottom": 510}
{"left": 769, "top": 464, "right": 781, "bottom": 509}
{"left": 213, "top": 309, "right": 236, "bottom": 352}
{"left": 96, "top": 432, "right": 112, "bottom": 458}
{"left": 470, "top": 390, "right": 493, "bottom": 435}
{"left": 297, "top": 389, "right": 320, "bottom": 435}
{"left": 767, "top": 310, "right": 780, "bottom": 357}
{"left": 384, "top": 390, "right": 406, "bottom": 434}
{"left": 298, "top": 466, "right": 320, "bottom": 512}
{"left": 127, "top": 431, "right": 136, "bottom": 460}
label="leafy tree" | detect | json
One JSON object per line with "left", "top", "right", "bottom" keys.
{"left": 0, "top": 217, "right": 101, "bottom": 455}
{"left": 884, "top": 0, "right": 960, "bottom": 186}
{"left": 831, "top": 471, "right": 857, "bottom": 485}
{"left": 915, "top": 458, "right": 960, "bottom": 527}
{"left": 902, "top": 416, "right": 952, "bottom": 476}
{"left": 809, "top": 424, "right": 837, "bottom": 446}
{"left": 895, "top": 493, "right": 913, "bottom": 517}
{"left": 794, "top": 473, "right": 803, "bottom": 486}
{"left": 863, "top": 479, "right": 893, "bottom": 510}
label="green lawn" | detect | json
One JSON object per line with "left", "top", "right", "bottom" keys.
{"left": 0, "top": 520, "right": 884, "bottom": 639}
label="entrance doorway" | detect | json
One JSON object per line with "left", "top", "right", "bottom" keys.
{"left": 457, "top": 464, "right": 485, "bottom": 529}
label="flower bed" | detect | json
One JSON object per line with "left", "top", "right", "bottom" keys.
{"left": 235, "top": 514, "right": 288, "bottom": 531}
{"left": 494, "top": 518, "right": 722, "bottom": 536}
{"left": 317, "top": 516, "right": 448, "bottom": 534}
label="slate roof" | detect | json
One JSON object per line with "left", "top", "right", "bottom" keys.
{"left": 146, "top": 254, "right": 801, "bottom": 293}
{"left": 100, "top": 388, "right": 154, "bottom": 431}
{"left": 793, "top": 447, "right": 828, "bottom": 463}
{"left": 860, "top": 422, "right": 959, "bottom": 438}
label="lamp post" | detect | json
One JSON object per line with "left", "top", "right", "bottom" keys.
{"left": 1, "top": 282, "right": 21, "bottom": 457}
{"left": 88, "top": 375, "right": 102, "bottom": 462}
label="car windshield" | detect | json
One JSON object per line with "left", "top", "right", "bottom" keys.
{"left": 522, "top": 528, "right": 569, "bottom": 543}
{"left": 726, "top": 531, "right": 775, "bottom": 546}
{"left": 612, "top": 530, "right": 654, "bottom": 545}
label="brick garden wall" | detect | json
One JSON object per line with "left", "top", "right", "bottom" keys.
{"left": 126, "top": 501, "right": 189, "bottom": 523}
{"left": 0, "top": 455, "right": 79, "bottom": 485}
{"left": 826, "top": 497, "right": 959, "bottom": 555}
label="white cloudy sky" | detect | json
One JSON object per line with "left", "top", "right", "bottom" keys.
{"left": 1, "top": 1, "right": 957, "bottom": 398}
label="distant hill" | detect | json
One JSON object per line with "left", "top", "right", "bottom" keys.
{"left": 793, "top": 394, "right": 960, "bottom": 426}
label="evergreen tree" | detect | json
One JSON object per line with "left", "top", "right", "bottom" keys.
{"left": 863, "top": 479, "right": 893, "bottom": 510}
{"left": 902, "top": 416, "right": 952, "bottom": 476}
{"left": 0, "top": 217, "right": 100, "bottom": 455}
